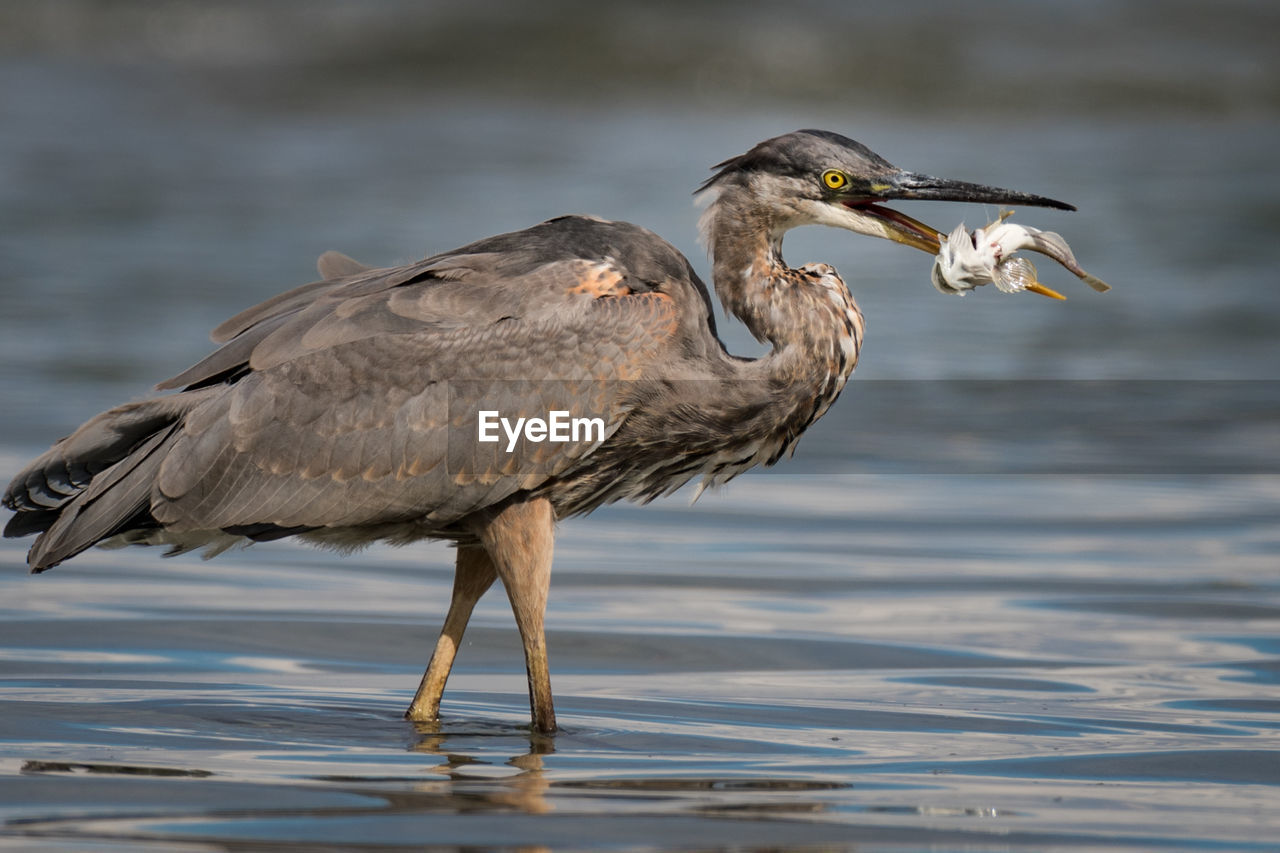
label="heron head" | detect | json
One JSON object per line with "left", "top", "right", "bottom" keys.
{"left": 698, "top": 129, "right": 1074, "bottom": 255}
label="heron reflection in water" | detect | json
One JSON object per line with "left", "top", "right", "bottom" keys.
{"left": 5, "top": 130, "right": 1082, "bottom": 733}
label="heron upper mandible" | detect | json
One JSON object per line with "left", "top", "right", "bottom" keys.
{"left": 4, "top": 130, "right": 1075, "bottom": 733}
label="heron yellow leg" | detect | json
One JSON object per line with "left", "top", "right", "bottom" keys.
{"left": 477, "top": 497, "right": 558, "bottom": 734}
{"left": 405, "top": 545, "right": 497, "bottom": 722}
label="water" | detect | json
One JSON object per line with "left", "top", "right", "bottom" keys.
{"left": 2, "top": 2, "right": 1279, "bottom": 850}
{"left": 3, "top": 474, "right": 1278, "bottom": 849}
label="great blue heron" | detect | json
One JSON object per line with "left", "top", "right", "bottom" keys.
{"left": 4, "top": 130, "right": 1075, "bottom": 733}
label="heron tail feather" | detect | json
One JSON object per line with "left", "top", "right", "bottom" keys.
{"left": 3, "top": 391, "right": 212, "bottom": 571}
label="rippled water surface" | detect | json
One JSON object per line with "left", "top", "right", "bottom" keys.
{"left": 2, "top": 2, "right": 1279, "bottom": 850}
{"left": 3, "top": 473, "right": 1279, "bottom": 850}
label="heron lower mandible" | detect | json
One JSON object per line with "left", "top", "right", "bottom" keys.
{"left": 4, "top": 130, "right": 1076, "bottom": 733}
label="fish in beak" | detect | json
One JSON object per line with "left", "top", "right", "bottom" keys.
{"left": 840, "top": 171, "right": 1107, "bottom": 298}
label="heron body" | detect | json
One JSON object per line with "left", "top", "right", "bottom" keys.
{"left": 4, "top": 130, "right": 1075, "bottom": 732}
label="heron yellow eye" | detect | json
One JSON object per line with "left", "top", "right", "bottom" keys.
{"left": 822, "top": 169, "right": 848, "bottom": 190}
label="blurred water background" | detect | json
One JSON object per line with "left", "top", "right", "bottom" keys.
{"left": 1, "top": 1, "right": 1278, "bottom": 850}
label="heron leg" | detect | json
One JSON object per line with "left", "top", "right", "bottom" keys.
{"left": 476, "top": 497, "right": 558, "bottom": 734}
{"left": 405, "top": 545, "right": 497, "bottom": 722}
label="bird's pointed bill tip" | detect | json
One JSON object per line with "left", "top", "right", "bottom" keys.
{"left": 1026, "top": 282, "right": 1068, "bottom": 300}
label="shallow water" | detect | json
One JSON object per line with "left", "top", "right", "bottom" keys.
{"left": 3, "top": 472, "right": 1279, "bottom": 850}
{"left": 3, "top": 2, "right": 1280, "bottom": 850}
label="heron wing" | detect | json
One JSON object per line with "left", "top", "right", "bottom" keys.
{"left": 151, "top": 263, "right": 682, "bottom": 535}
{"left": 161, "top": 216, "right": 714, "bottom": 392}
{"left": 158, "top": 257, "right": 444, "bottom": 388}
{"left": 8, "top": 216, "right": 710, "bottom": 566}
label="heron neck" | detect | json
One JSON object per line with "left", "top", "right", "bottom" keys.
{"left": 707, "top": 207, "right": 793, "bottom": 346}
{"left": 708, "top": 204, "right": 856, "bottom": 344}
{"left": 695, "top": 205, "right": 862, "bottom": 476}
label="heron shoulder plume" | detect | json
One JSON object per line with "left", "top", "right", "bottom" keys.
{"left": 4, "top": 130, "right": 1095, "bottom": 733}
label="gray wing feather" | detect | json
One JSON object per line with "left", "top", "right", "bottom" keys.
{"left": 25, "top": 424, "right": 179, "bottom": 571}
{"left": 151, "top": 299, "right": 662, "bottom": 534}
{"left": 316, "top": 250, "right": 372, "bottom": 280}
{"left": 207, "top": 254, "right": 466, "bottom": 345}
{"left": 156, "top": 312, "right": 291, "bottom": 390}
{"left": 160, "top": 254, "right": 509, "bottom": 390}
{"left": 149, "top": 268, "right": 678, "bottom": 535}
{"left": 4, "top": 390, "right": 216, "bottom": 513}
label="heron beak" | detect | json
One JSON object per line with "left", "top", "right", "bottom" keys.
{"left": 842, "top": 171, "right": 1076, "bottom": 256}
